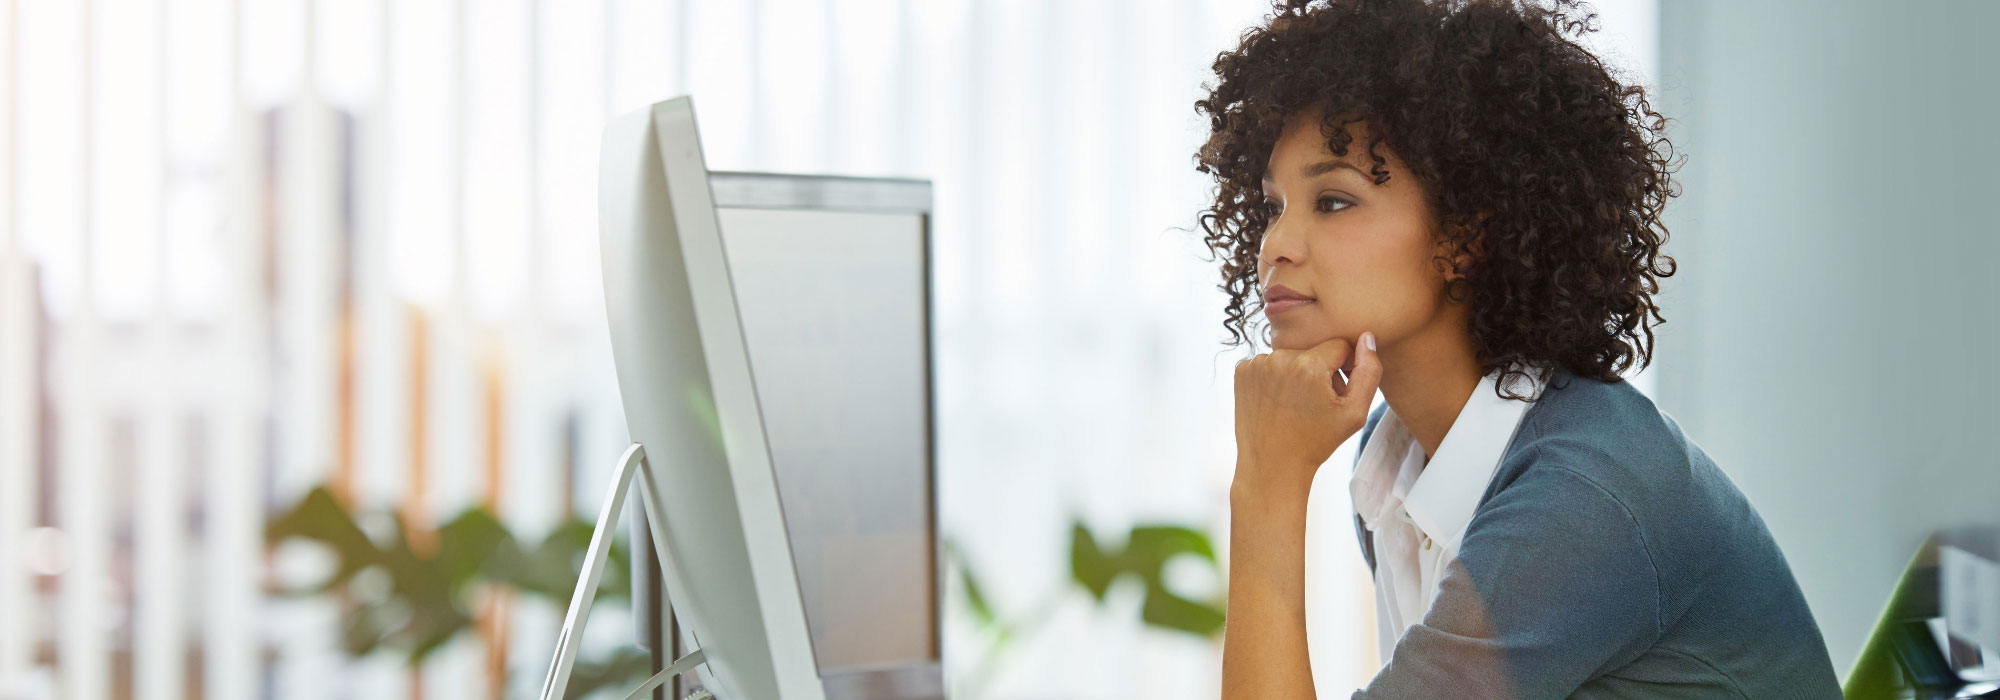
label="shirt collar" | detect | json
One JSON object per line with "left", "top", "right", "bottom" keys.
{"left": 1347, "top": 412, "right": 1418, "bottom": 529}
{"left": 1348, "top": 366, "right": 1544, "bottom": 552}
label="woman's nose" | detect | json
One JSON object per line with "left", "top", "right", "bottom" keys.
{"left": 1260, "top": 217, "right": 1305, "bottom": 267}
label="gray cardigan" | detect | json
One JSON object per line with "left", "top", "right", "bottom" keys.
{"left": 1348, "top": 364, "right": 1842, "bottom": 699}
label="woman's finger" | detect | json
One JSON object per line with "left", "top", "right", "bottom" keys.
{"left": 1343, "top": 331, "right": 1383, "bottom": 400}
{"left": 1299, "top": 335, "right": 1352, "bottom": 374}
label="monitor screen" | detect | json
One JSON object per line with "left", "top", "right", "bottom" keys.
{"left": 717, "top": 205, "right": 937, "bottom": 675}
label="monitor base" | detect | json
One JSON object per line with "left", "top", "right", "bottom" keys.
{"left": 538, "top": 443, "right": 709, "bottom": 700}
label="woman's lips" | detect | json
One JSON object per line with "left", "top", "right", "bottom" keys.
{"left": 1264, "top": 297, "right": 1315, "bottom": 315}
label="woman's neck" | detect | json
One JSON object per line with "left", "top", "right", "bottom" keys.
{"left": 1375, "top": 315, "right": 1484, "bottom": 465}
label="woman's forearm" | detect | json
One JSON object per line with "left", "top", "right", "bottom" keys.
{"left": 1221, "top": 473, "right": 1317, "bottom": 700}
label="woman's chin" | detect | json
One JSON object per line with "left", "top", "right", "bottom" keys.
{"left": 1269, "top": 329, "right": 1338, "bottom": 352}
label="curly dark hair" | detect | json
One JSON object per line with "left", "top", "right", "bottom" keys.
{"left": 1193, "top": 0, "right": 1680, "bottom": 400}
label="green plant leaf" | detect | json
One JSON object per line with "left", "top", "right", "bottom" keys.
{"left": 944, "top": 538, "right": 997, "bottom": 629}
{"left": 265, "top": 486, "right": 385, "bottom": 593}
{"left": 266, "top": 482, "right": 636, "bottom": 675}
{"left": 1069, "top": 519, "right": 1227, "bottom": 638}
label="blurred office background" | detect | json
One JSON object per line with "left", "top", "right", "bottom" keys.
{"left": 1650, "top": 0, "right": 2000, "bottom": 684}
{"left": 8, "top": 0, "right": 1991, "bottom": 699}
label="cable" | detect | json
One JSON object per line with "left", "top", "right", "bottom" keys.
{"left": 619, "top": 648, "right": 708, "bottom": 700}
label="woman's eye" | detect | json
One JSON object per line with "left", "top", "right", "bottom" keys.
{"left": 1260, "top": 200, "right": 1283, "bottom": 218}
{"left": 1316, "top": 195, "right": 1352, "bottom": 213}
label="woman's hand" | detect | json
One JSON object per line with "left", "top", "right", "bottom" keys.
{"left": 1220, "top": 332, "right": 1381, "bottom": 700}
{"left": 1231, "top": 331, "right": 1383, "bottom": 499}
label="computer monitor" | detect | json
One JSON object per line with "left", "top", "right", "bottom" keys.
{"left": 597, "top": 97, "right": 941, "bottom": 700}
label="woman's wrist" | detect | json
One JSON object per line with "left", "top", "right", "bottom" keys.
{"left": 1230, "top": 458, "right": 1316, "bottom": 511}
{"left": 1226, "top": 463, "right": 1311, "bottom": 604}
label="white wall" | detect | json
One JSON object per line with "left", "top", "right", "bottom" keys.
{"left": 1654, "top": 0, "right": 2000, "bottom": 679}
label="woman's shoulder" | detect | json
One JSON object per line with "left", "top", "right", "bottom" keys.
{"left": 1493, "top": 367, "right": 1701, "bottom": 498}
{"left": 1485, "top": 366, "right": 1780, "bottom": 576}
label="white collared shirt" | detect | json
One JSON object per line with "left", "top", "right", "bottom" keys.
{"left": 1347, "top": 367, "right": 1545, "bottom": 663}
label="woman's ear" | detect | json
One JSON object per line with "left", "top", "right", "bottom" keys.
{"left": 1441, "top": 211, "right": 1493, "bottom": 281}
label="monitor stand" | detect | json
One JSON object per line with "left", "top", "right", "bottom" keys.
{"left": 538, "top": 443, "right": 709, "bottom": 700}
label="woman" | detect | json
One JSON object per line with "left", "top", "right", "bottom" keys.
{"left": 1196, "top": 0, "right": 1843, "bottom": 697}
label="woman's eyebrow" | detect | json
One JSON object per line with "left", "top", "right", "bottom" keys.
{"left": 1261, "top": 160, "right": 1365, "bottom": 187}
{"left": 1301, "top": 160, "right": 1364, "bottom": 178}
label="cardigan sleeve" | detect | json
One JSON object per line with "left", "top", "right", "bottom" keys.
{"left": 1353, "top": 461, "right": 1664, "bottom": 700}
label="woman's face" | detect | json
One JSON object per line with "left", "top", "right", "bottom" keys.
{"left": 1257, "top": 111, "right": 1457, "bottom": 353}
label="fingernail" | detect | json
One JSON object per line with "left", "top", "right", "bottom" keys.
{"left": 1364, "top": 332, "right": 1377, "bottom": 351}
